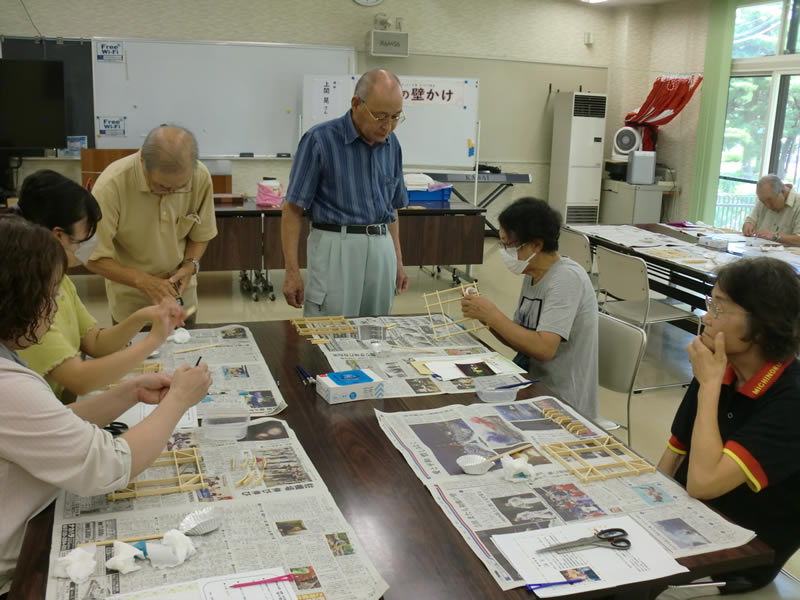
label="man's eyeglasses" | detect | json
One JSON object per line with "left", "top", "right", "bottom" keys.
{"left": 361, "top": 102, "right": 406, "bottom": 125}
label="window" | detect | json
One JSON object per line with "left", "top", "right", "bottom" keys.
{"left": 732, "top": 2, "right": 783, "bottom": 58}
{"left": 713, "top": 1, "right": 800, "bottom": 229}
{"left": 716, "top": 76, "right": 771, "bottom": 229}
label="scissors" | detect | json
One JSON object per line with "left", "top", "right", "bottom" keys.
{"left": 537, "top": 527, "right": 631, "bottom": 553}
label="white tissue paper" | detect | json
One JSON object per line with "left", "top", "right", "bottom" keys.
{"left": 501, "top": 455, "right": 535, "bottom": 481}
{"left": 170, "top": 328, "right": 191, "bottom": 344}
{"left": 104, "top": 541, "right": 144, "bottom": 574}
{"left": 145, "top": 529, "right": 196, "bottom": 569}
{"left": 52, "top": 546, "right": 96, "bottom": 584}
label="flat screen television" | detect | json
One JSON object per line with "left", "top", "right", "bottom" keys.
{"left": 0, "top": 59, "right": 66, "bottom": 198}
{"left": 0, "top": 59, "right": 66, "bottom": 149}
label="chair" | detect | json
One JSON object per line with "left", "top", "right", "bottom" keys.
{"left": 598, "top": 313, "right": 647, "bottom": 446}
{"left": 559, "top": 227, "right": 593, "bottom": 273}
{"left": 559, "top": 227, "right": 599, "bottom": 291}
{"left": 596, "top": 245, "right": 701, "bottom": 334}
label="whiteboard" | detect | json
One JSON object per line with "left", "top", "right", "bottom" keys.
{"left": 92, "top": 38, "right": 355, "bottom": 156}
{"left": 302, "top": 74, "right": 479, "bottom": 167}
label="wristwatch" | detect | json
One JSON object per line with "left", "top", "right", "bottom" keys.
{"left": 182, "top": 258, "right": 200, "bottom": 275}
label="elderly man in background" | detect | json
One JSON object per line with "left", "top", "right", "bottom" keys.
{"left": 741, "top": 174, "right": 800, "bottom": 246}
{"left": 281, "top": 68, "right": 409, "bottom": 318}
{"left": 88, "top": 125, "right": 217, "bottom": 323}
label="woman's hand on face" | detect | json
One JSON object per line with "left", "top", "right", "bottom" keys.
{"left": 686, "top": 332, "right": 727, "bottom": 388}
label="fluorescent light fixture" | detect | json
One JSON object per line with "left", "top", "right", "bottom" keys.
{"left": 581, "top": 0, "right": 608, "bottom": 3}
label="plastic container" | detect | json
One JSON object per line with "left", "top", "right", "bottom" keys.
{"left": 407, "top": 187, "right": 453, "bottom": 203}
{"left": 476, "top": 388, "right": 520, "bottom": 403}
{"left": 203, "top": 405, "right": 250, "bottom": 441}
{"left": 457, "top": 454, "right": 493, "bottom": 475}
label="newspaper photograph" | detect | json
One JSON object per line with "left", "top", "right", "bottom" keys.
{"left": 122, "top": 325, "right": 287, "bottom": 419}
{"left": 376, "top": 396, "right": 756, "bottom": 591}
{"left": 313, "top": 315, "right": 528, "bottom": 398}
{"left": 45, "top": 419, "right": 388, "bottom": 600}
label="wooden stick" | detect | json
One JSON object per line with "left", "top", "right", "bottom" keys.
{"left": 386, "top": 344, "right": 439, "bottom": 353}
{"left": 81, "top": 533, "right": 164, "bottom": 547}
{"left": 173, "top": 343, "right": 222, "bottom": 354}
{"left": 184, "top": 305, "right": 197, "bottom": 317}
{"left": 479, "top": 443, "right": 534, "bottom": 465}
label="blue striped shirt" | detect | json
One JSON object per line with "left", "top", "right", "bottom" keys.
{"left": 285, "top": 111, "right": 408, "bottom": 225}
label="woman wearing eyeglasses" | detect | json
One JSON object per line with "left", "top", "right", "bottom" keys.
{"left": 0, "top": 215, "right": 211, "bottom": 596}
{"left": 658, "top": 257, "right": 800, "bottom": 595}
{"left": 13, "top": 170, "right": 185, "bottom": 403}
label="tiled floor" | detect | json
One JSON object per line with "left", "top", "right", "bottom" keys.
{"left": 72, "top": 238, "right": 799, "bottom": 595}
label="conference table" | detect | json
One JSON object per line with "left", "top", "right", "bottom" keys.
{"left": 12, "top": 321, "right": 772, "bottom": 599}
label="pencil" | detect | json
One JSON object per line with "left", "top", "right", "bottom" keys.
{"left": 194, "top": 356, "right": 202, "bottom": 367}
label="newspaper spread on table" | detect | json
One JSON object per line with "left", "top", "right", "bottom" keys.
{"left": 315, "top": 315, "right": 528, "bottom": 398}
{"left": 568, "top": 224, "right": 696, "bottom": 248}
{"left": 45, "top": 417, "right": 388, "bottom": 600}
{"left": 376, "top": 395, "right": 756, "bottom": 591}
{"left": 127, "top": 325, "right": 287, "bottom": 418}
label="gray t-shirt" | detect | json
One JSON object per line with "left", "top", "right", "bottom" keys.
{"left": 512, "top": 257, "right": 598, "bottom": 418}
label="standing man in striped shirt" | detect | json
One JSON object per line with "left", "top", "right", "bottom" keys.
{"left": 281, "top": 68, "right": 409, "bottom": 317}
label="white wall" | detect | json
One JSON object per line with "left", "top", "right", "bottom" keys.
{"left": 2, "top": 0, "right": 709, "bottom": 220}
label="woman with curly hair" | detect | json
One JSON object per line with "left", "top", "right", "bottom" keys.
{"left": 0, "top": 215, "right": 211, "bottom": 595}
{"left": 13, "top": 170, "right": 185, "bottom": 402}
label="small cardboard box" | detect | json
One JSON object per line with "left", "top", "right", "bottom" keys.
{"left": 697, "top": 236, "right": 728, "bottom": 250}
{"left": 315, "top": 369, "right": 384, "bottom": 404}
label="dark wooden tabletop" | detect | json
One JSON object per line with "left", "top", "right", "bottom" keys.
{"left": 11, "top": 320, "right": 773, "bottom": 600}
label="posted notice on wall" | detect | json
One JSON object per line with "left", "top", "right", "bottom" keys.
{"left": 96, "top": 40, "right": 124, "bottom": 62}
{"left": 97, "top": 116, "right": 126, "bottom": 137}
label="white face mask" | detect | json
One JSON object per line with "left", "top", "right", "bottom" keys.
{"left": 500, "top": 245, "right": 535, "bottom": 275}
{"left": 73, "top": 235, "right": 99, "bottom": 265}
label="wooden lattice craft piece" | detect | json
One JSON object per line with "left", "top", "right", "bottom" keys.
{"left": 108, "top": 448, "right": 208, "bottom": 500}
{"left": 541, "top": 436, "right": 656, "bottom": 483}
{"left": 291, "top": 316, "right": 356, "bottom": 336}
{"left": 423, "top": 283, "right": 489, "bottom": 340}
{"left": 541, "top": 407, "right": 594, "bottom": 437}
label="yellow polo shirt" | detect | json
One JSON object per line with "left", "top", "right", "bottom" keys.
{"left": 744, "top": 189, "right": 800, "bottom": 236}
{"left": 89, "top": 151, "right": 217, "bottom": 322}
{"left": 17, "top": 276, "right": 96, "bottom": 402}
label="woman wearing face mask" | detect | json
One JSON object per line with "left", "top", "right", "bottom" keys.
{"left": 461, "top": 197, "right": 598, "bottom": 418}
{"left": 13, "top": 170, "right": 185, "bottom": 403}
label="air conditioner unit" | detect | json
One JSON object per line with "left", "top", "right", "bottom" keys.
{"left": 548, "top": 92, "right": 607, "bottom": 225}
{"left": 611, "top": 126, "right": 642, "bottom": 161}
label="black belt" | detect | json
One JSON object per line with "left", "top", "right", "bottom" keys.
{"left": 313, "top": 223, "right": 388, "bottom": 235}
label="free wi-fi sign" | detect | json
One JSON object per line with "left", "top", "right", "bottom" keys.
{"left": 97, "top": 41, "right": 124, "bottom": 62}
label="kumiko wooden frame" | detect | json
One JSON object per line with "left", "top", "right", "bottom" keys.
{"left": 108, "top": 448, "right": 208, "bottom": 501}
{"left": 291, "top": 316, "right": 356, "bottom": 336}
{"left": 541, "top": 436, "right": 656, "bottom": 483}
{"left": 422, "top": 283, "right": 488, "bottom": 340}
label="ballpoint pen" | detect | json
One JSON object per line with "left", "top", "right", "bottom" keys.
{"left": 194, "top": 356, "right": 202, "bottom": 367}
{"left": 526, "top": 579, "right": 583, "bottom": 591}
{"left": 298, "top": 365, "right": 315, "bottom": 385}
{"left": 494, "top": 378, "right": 540, "bottom": 390}
{"left": 295, "top": 365, "right": 308, "bottom": 386}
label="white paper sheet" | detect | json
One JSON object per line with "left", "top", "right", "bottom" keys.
{"left": 491, "top": 515, "right": 689, "bottom": 597}
{"left": 423, "top": 352, "right": 525, "bottom": 381}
